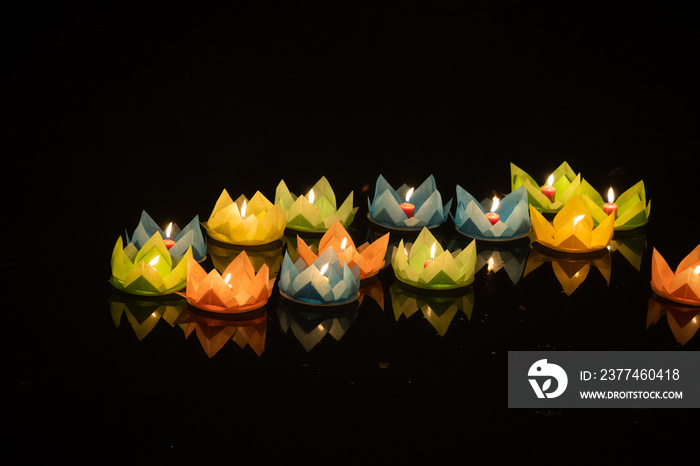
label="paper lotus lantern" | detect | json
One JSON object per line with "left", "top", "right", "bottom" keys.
{"left": 183, "top": 252, "right": 275, "bottom": 313}
{"left": 529, "top": 195, "right": 614, "bottom": 253}
{"left": 391, "top": 227, "right": 476, "bottom": 290}
{"left": 454, "top": 185, "right": 531, "bottom": 241}
{"left": 110, "top": 232, "right": 193, "bottom": 296}
{"left": 202, "top": 189, "right": 286, "bottom": 246}
{"left": 367, "top": 174, "right": 452, "bottom": 230}
{"left": 651, "top": 245, "right": 700, "bottom": 306}
{"left": 275, "top": 176, "right": 358, "bottom": 232}
{"left": 579, "top": 180, "right": 651, "bottom": 231}
{"left": 127, "top": 210, "right": 206, "bottom": 262}
{"left": 278, "top": 247, "right": 361, "bottom": 306}
{"left": 295, "top": 221, "right": 390, "bottom": 279}
{"left": 511, "top": 161, "right": 582, "bottom": 213}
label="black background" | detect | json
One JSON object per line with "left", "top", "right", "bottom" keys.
{"left": 6, "top": 1, "right": 699, "bottom": 464}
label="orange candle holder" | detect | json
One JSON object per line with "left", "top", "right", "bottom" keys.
{"left": 182, "top": 252, "right": 275, "bottom": 313}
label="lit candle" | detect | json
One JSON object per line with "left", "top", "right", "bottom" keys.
{"left": 485, "top": 196, "right": 500, "bottom": 225}
{"left": 423, "top": 241, "right": 436, "bottom": 268}
{"left": 340, "top": 237, "right": 347, "bottom": 252}
{"left": 602, "top": 187, "right": 618, "bottom": 219}
{"left": 541, "top": 174, "right": 556, "bottom": 203}
{"left": 573, "top": 214, "right": 585, "bottom": 227}
{"left": 319, "top": 262, "right": 330, "bottom": 282}
{"left": 400, "top": 187, "right": 415, "bottom": 218}
{"left": 163, "top": 223, "right": 176, "bottom": 250}
{"left": 224, "top": 272, "right": 233, "bottom": 289}
{"left": 308, "top": 188, "right": 318, "bottom": 210}
{"left": 487, "top": 256, "right": 494, "bottom": 272}
{"left": 240, "top": 200, "right": 247, "bottom": 219}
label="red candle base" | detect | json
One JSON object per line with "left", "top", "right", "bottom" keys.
{"left": 164, "top": 239, "right": 176, "bottom": 250}
{"left": 423, "top": 259, "right": 433, "bottom": 268}
{"left": 485, "top": 212, "right": 500, "bottom": 225}
{"left": 400, "top": 202, "right": 415, "bottom": 218}
{"left": 602, "top": 203, "right": 618, "bottom": 219}
{"left": 541, "top": 186, "right": 556, "bottom": 203}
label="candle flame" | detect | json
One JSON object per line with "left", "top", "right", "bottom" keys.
{"left": 430, "top": 242, "right": 436, "bottom": 260}
{"left": 487, "top": 256, "right": 494, "bottom": 272}
{"left": 405, "top": 187, "right": 414, "bottom": 202}
{"left": 241, "top": 200, "right": 247, "bottom": 218}
{"left": 546, "top": 174, "right": 554, "bottom": 187}
{"left": 308, "top": 188, "right": 315, "bottom": 205}
{"left": 573, "top": 214, "right": 585, "bottom": 226}
{"left": 607, "top": 187, "right": 615, "bottom": 203}
{"left": 148, "top": 255, "right": 160, "bottom": 267}
{"left": 165, "top": 222, "right": 173, "bottom": 239}
{"left": 319, "top": 263, "right": 329, "bottom": 275}
{"left": 490, "top": 196, "right": 500, "bottom": 213}
{"left": 340, "top": 237, "right": 347, "bottom": 251}
{"left": 695, "top": 265, "right": 700, "bottom": 275}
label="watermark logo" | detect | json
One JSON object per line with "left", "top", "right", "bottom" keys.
{"left": 528, "top": 359, "right": 568, "bottom": 398}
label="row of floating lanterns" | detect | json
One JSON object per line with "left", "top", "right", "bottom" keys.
{"left": 109, "top": 162, "right": 699, "bottom": 309}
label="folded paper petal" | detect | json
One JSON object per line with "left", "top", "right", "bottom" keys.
{"left": 454, "top": 185, "right": 531, "bottom": 240}
{"left": 391, "top": 227, "right": 476, "bottom": 290}
{"left": 275, "top": 177, "right": 358, "bottom": 232}
{"left": 368, "top": 174, "right": 452, "bottom": 229}
{"left": 529, "top": 195, "right": 614, "bottom": 253}
{"left": 651, "top": 245, "right": 700, "bottom": 306}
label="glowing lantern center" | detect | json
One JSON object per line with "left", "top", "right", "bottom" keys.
{"left": 405, "top": 187, "right": 414, "bottom": 203}
{"left": 490, "top": 196, "right": 500, "bottom": 213}
{"left": 607, "top": 187, "right": 615, "bottom": 203}
{"left": 573, "top": 214, "right": 585, "bottom": 226}
{"left": 546, "top": 174, "right": 554, "bottom": 187}
{"left": 340, "top": 237, "right": 347, "bottom": 252}
{"left": 165, "top": 222, "right": 173, "bottom": 239}
{"left": 308, "top": 188, "right": 315, "bottom": 205}
{"left": 241, "top": 200, "right": 247, "bottom": 218}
